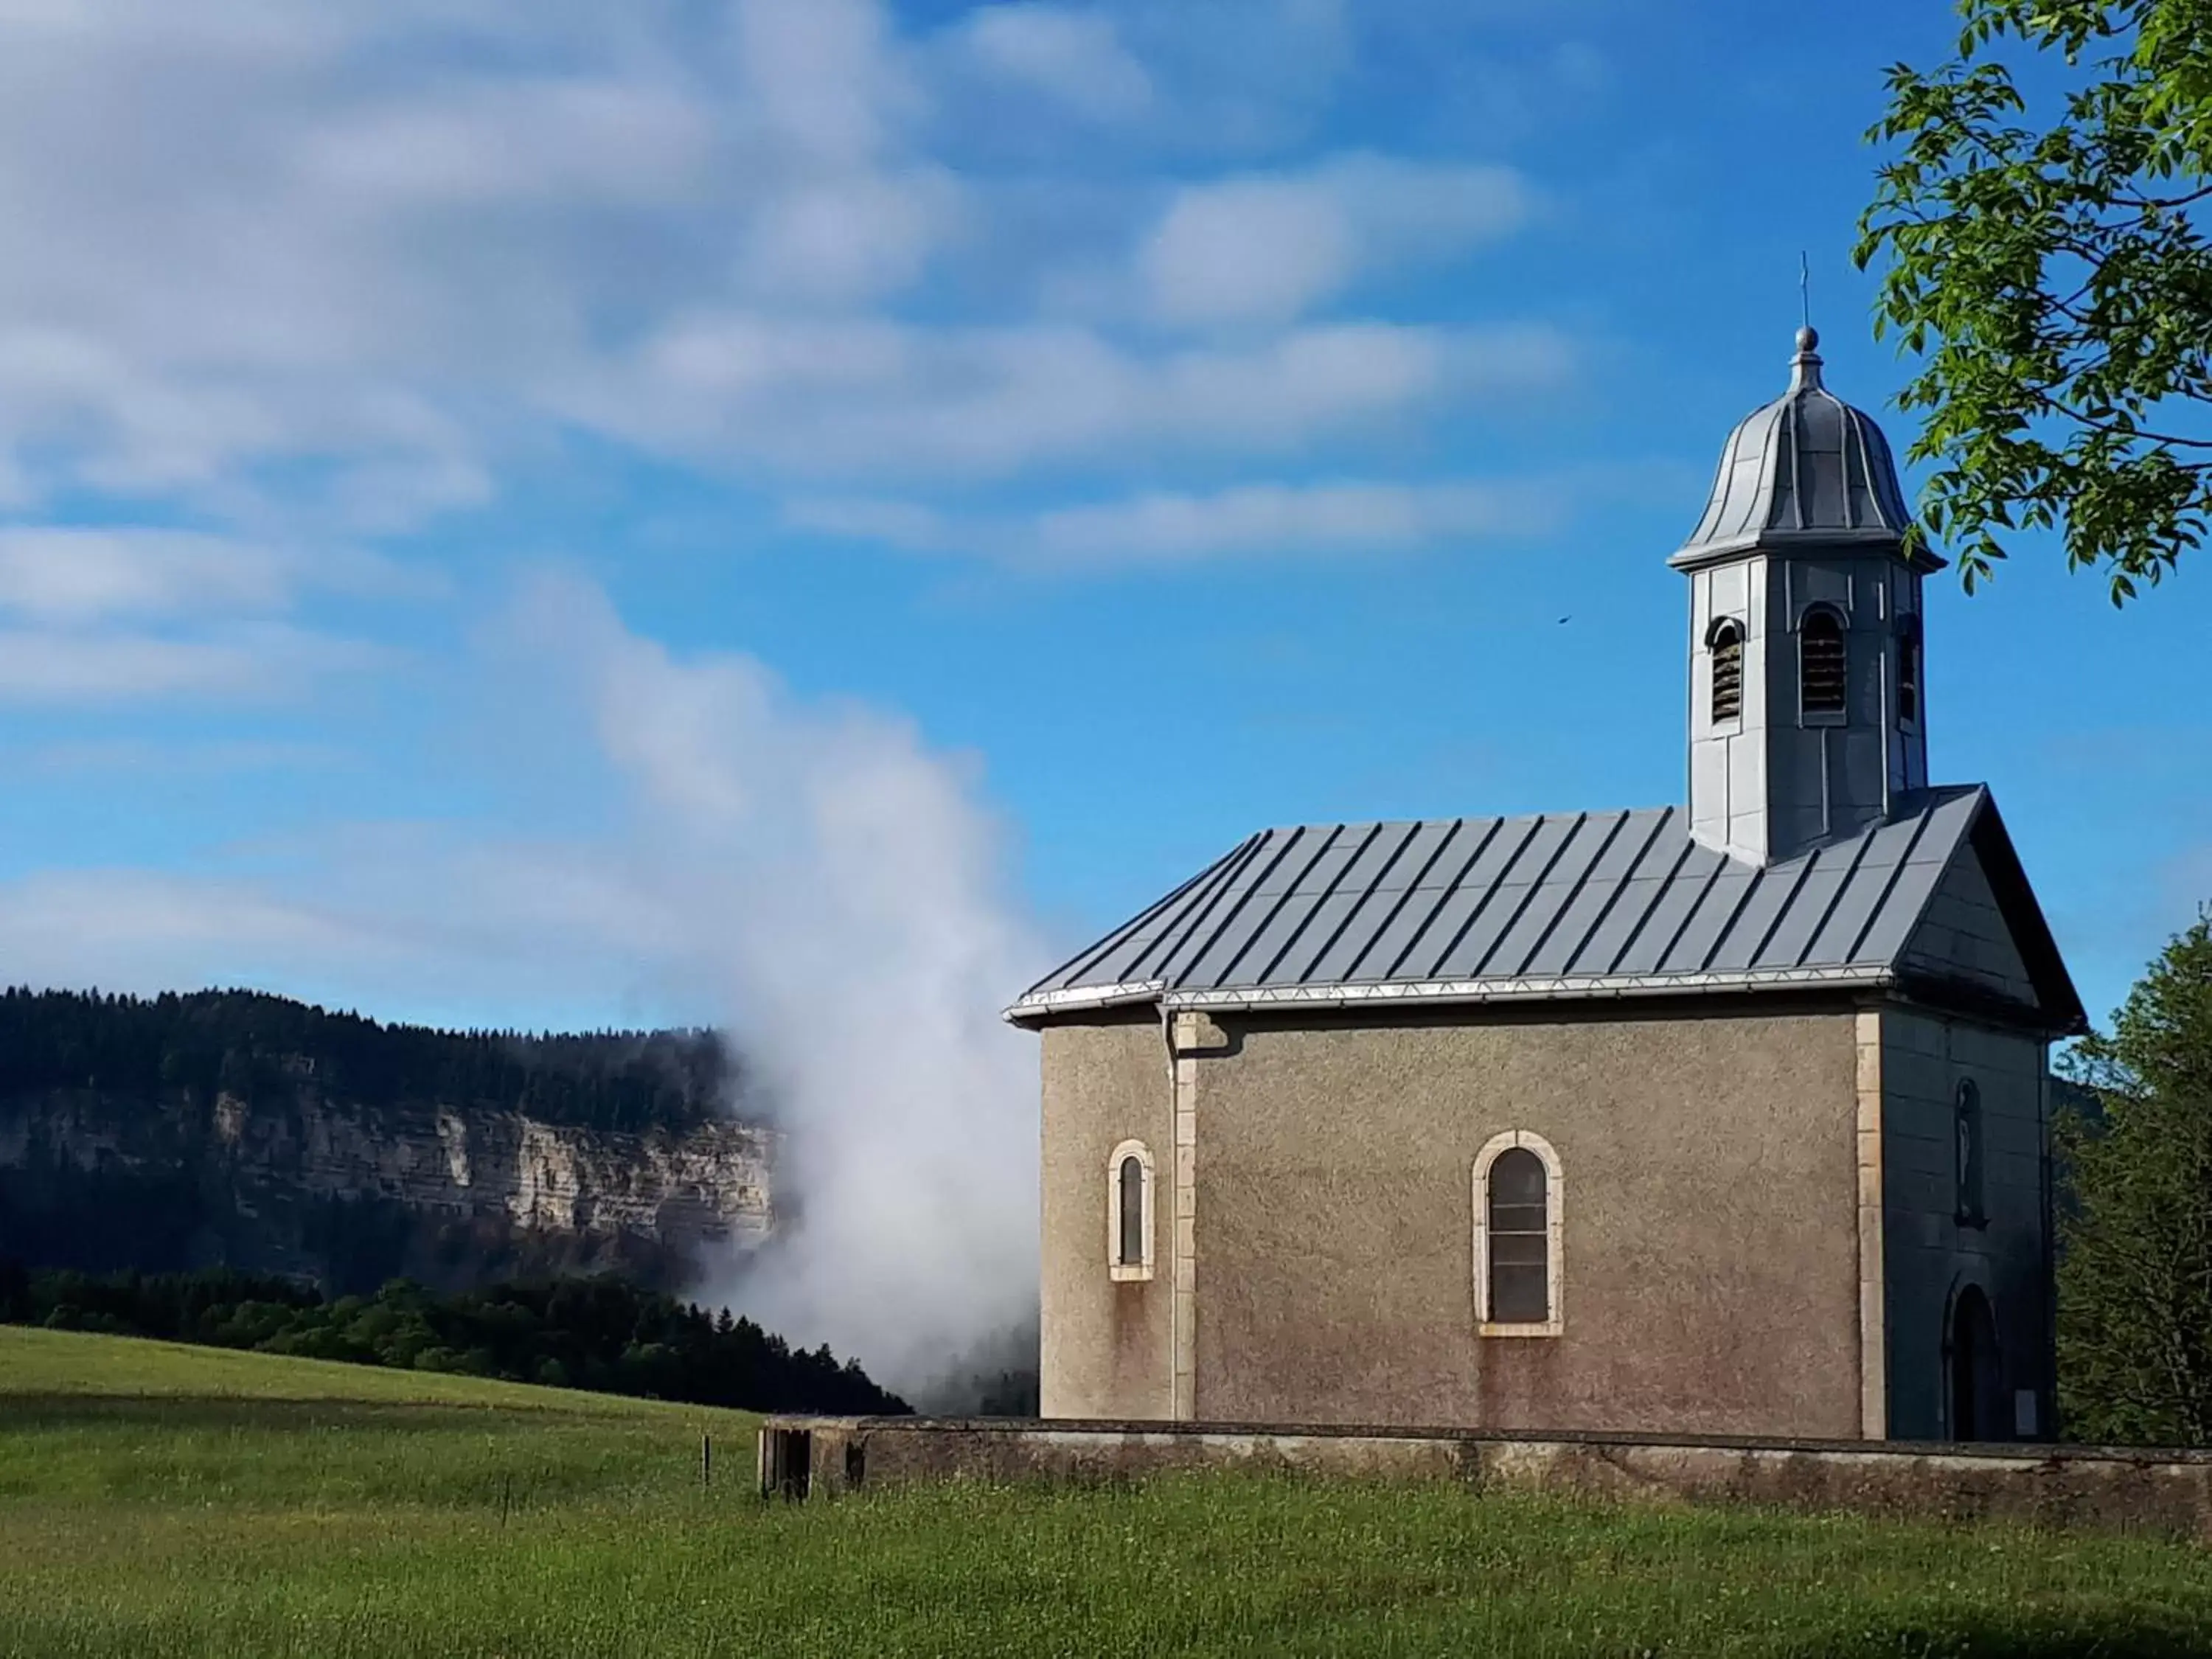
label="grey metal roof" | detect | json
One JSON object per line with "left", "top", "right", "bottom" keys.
{"left": 1006, "top": 785, "right": 2079, "bottom": 1029}
{"left": 1672, "top": 327, "right": 1937, "bottom": 570}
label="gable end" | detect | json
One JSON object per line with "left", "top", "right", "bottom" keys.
{"left": 1896, "top": 796, "right": 2086, "bottom": 1034}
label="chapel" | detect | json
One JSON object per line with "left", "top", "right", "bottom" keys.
{"left": 1006, "top": 326, "right": 2086, "bottom": 1444}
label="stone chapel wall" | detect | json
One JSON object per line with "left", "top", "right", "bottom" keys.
{"left": 1176, "top": 1005, "right": 1865, "bottom": 1437}
{"left": 1038, "top": 1011, "right": 1175, "bottom": 1419}
{"left": 1878, "top": 1005, "right": 2052, "bottom": 1441}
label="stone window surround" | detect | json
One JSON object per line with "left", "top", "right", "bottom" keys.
{"left": 1107, "top": 1138, "right": 1155, "bottom": 1281}
{"left": 1472, "top": 1129, "right": 1565, "bottom": 1338}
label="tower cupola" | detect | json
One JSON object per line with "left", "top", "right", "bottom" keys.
{"left": 1676, "top": 328, "right": 1946, "bottom": 867}
{"left": 1674, "top": 328, "right": 1919, "bottom": 566}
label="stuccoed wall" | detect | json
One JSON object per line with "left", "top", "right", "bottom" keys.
{"left": 1879, "top": 1006, "right": 2051, "bottom": 1441}
{"left": 1038, "top": 1012, "right": 1174, "bottom": 1421}
{"left": 1186, "top": 1006, "right": 1865, "bottom": 1436}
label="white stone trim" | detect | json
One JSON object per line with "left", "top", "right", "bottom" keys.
{"left": 1170, "top": 1038, "right": 1200, "bottom": 1419}
{"left": 1472, "top": 1130, "right": 1564, "bottom": 1338}
{"left": 1854, "top": 1009, "right": 1888, "bottom": 1440}
{"left": 1105, "top": 1139, "right": 1155, "bottom": 1282}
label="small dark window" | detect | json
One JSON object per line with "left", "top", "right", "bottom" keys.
{"left": 1954, "top": 1079, "right": 1986, "bottom": 1227}
{"left": 1708, "top": 618, "right": 1745, "bottom": 723}
{"left": 1117, "top": 1154, "right": 1145, "bottom": 1266}
{"left": 1487, "top": 1148, "right": 1550, "bottom": 1324}
{"left": 1897, "top": 615, "right": 1922, "bottom": 724}
{"left": 1801, "top": 608, "right": 1847, "bottom": 715}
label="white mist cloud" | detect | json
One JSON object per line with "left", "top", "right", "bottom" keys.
{"left": 0, "top": 572, "right": 1050, "bottom": 1390}
{"left": 504, "top": 574, "right": 1044, "bottom": 1387}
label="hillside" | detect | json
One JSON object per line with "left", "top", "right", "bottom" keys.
{"left": 7, "top": 1327, "right": 2212, "bottom": 1658}
{"left": 0, "top": 988, "right": 774, "bottom": 1295}
{"left": 4, "top": 1265, "right": 907, "bottom": 1415}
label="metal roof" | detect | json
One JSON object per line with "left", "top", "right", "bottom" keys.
{"left": 1672, "top": 327, "right": 1938, "bottom": 571}
{"left": 1006, "top": 785, "right": 2080, "bottom": 1030}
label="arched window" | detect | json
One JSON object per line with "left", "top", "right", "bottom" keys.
{"left": 1107, "top": 1139, "right": 1154, "bottom": 1280}
{"left": 1472, "top": 1130, "right": 1562, "bottom": 1335}
{"left": 1953, "top": 1080, "right": 1986, "bottom": 1228}
{"left": 1896, "top": 614, "right": 1922, "bottom": 725}
{"left": 1707, "top": 617, "right": 1745, "bottom": 723}
{"left": 1800, "top": 607, "right": 1848, "bottom": 716}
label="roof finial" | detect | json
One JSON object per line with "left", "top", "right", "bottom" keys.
{"left": 1791, "top": 252, "right": 1823, "bottom": 389}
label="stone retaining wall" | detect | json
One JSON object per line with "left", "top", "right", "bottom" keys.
{"left": 757, "top": 1416, "right": 2212, "bottom": 1542}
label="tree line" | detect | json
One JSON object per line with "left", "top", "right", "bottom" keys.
{"left": 2059, "top": 914, "right": 2212, "bottom": 1446}
{"left": 0, "top": 1265, "right": 907, "bottom": 1416}
{"left": 0, "top": 987, "right": 741, "bottom": 1135}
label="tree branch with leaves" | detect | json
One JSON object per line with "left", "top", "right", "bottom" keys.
{"left": 1855, "top": 0, "right": 2212, "bottom": 602}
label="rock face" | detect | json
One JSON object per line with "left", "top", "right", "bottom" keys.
{"left": 0, "top": 1083, "right": 774, "bottom": 1294}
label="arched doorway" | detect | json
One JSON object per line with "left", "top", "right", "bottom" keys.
{"left": 1947, "top": 1284, "right": 2003, "bottom": 1441}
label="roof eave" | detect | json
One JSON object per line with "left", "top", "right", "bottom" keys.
{"left": 1004, "top": 964, "right": 1895, "bottom": 1025}
{"left": 1002, "top": 981, "right": 1166, "bottom": 1026}
{"left": 1668, "top": 531, "right": 1946, "bottom": 574}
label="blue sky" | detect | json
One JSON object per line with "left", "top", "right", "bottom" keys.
{"left": 0, "top": 0, "right": 2205, "bottom": 1041}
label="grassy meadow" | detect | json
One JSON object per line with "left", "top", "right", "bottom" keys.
{"left": 3, "top": 1325, "right": 2211, "bottom": 1658}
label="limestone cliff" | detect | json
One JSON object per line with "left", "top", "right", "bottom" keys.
{"left": 0, "top": 1083, "right": 774, "bottom": 1294}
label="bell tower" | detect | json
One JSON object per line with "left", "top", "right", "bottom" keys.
{"left": 1672, "top": 327, "right": 1946, "bottom": 867}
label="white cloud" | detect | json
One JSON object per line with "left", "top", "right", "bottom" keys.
{"left": 0, "top": 622, "right": 393, "bottom": 704}
{"left": 582, "top": 315, "right": 1569, "bottom": 475}
{"left": 790, "top": 474, "right": 1559, "bottom": 567}
{"left": 1033, "top": 478, "right": 1555, "bottom": 563}
{"left": 1142, "top": 153, "right": 1532, "bottom": 327}
{"left": 733, "top": 0, "right": 919, "bottom": 167}
{"left": 954, "top": 5, "right": 1152, "bottom": 120}
{"left": 0, "top": 526, "right": 426, "bottom": 704}
{"left": 0, "top": 869, "right": 384, "bottom": 984}
{"left": 0, "top": 0, "right": 968, "bottom": 518}
{"left": 0, "top": 527, "right": 428, "bottom": 623}
{"left": 739, "top": 167, "right": 968, "bottom": 305}
{"left": 20, "top": 737, "right": 341, "bottom": 776}
{"left": 0, "top": 0, "right": 1564, "bottom": 523}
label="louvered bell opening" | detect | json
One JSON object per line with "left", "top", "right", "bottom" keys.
{"left": 1801, "top": 611, "right": 1847, "bottom": 715}
{"left": 1709, "top": 619, "right": 1745, "bottom": 723}
{"left": 1898, "top": 619, "right": 1921, "bottom": 724}
{"left": 1486, "top": 1148, "right": 1549, "bottom": 1323}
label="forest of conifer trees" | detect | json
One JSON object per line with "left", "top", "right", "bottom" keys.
{"left": 0, "top": 987, "right": 740, "bottom": 1135}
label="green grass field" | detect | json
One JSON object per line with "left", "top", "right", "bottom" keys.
{"left": 3, "top": 1325, "right": 2210, "bottom": 1658}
